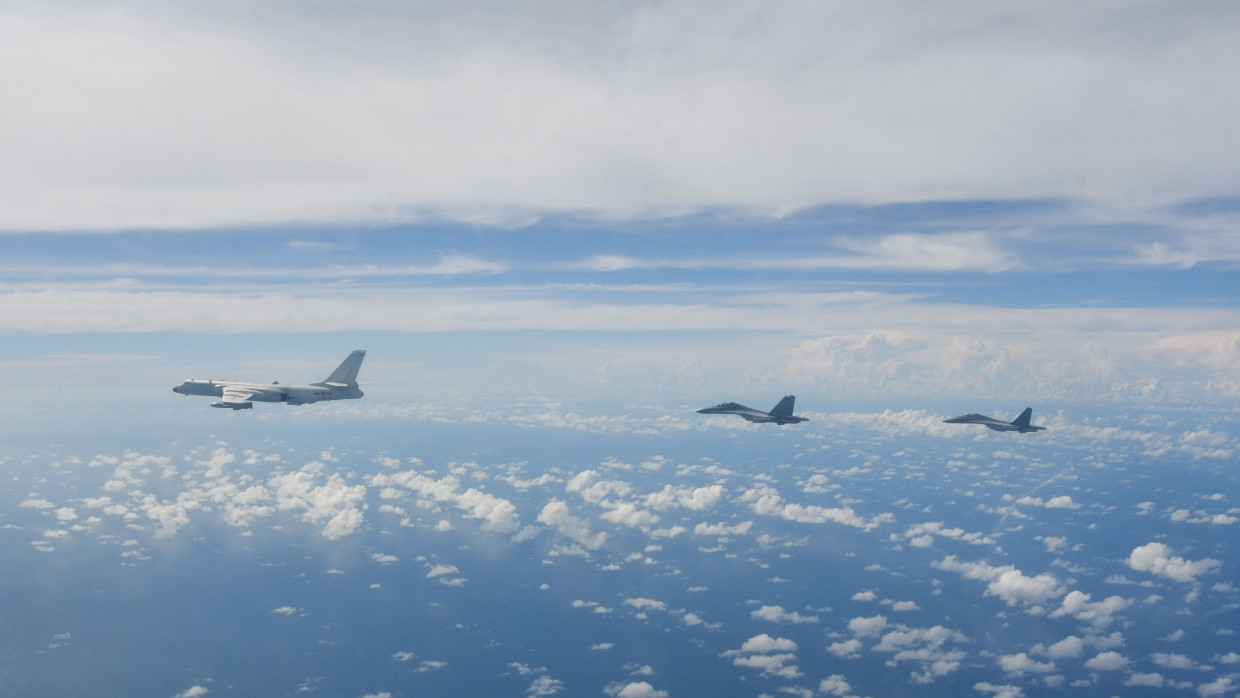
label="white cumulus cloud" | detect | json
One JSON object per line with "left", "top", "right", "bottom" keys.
{"left": 723, "top": 634, "right": 801, "bottom": 679}
{"left": 1084, "top": 651, "right": 1128, "bottom": 671}
{"left": 1127, "top": 542, "right": 1221, "bottom": 583}
{"left": 750, "top": 605, "right": 818, "bottom": 624}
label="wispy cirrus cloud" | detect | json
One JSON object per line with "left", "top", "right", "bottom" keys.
{"left": 1113, "top": 232, "right": 1240, "bottom": 269}
{"left": 0, "top": 255, "right": 507, "bottom": 283}
{"left": 571, "top": 232, "right": 1017, "bottom": 274}
{"left": 4, "top": 282, "right": 1239, "bottom": 404}
{"left": 831, "top": 232, "right": 1018, "bottom": 272}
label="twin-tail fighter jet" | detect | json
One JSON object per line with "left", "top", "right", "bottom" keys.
{"left": 173, "top": 350, "right": 366, "bottom": 410}
{"left": 695, "top": 395, "right": 808, "bottom": 425}
{"left": 942, "top": 407, "right": 1046, "bottom": 433}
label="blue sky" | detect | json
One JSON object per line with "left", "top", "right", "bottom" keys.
{"left": 4, "top": 201, "right": 1238, "bottom": 414}
{"left": 1, "top": 2, "right": 1238, "bottom": 409}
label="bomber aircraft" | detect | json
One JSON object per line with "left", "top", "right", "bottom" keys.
{"left": 942, "top": 407, "right": 1046, "bottom": 433}
{"left": 695, "top": 395, "right": 808, "bottom": 425}
{"left": 173, "top": 350, "right": 366, "bottom": 410}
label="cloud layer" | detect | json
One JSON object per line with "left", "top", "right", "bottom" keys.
{"left": 4, "top": 1, "right": 1240, "bottom": 230}
{"left": 9, "top": 403, "right": 1240, "bottom": 696}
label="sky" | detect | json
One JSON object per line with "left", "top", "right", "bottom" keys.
{"left": 1, "top": 0, "right": 1239, "bottom": 412}
{"left": 2, "top": 2, "right": 1240, "bottom": 697}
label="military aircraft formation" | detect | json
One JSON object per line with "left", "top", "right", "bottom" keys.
{"left": 172, "top": 352, "right": 1046, "bottom": 433}
{"left": 693, "top": 395, "right": 1045, "bottom": 432}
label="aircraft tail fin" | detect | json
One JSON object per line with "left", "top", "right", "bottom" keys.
{"left": 1012, "top": 407, "right": 1033, "bottom": 428}
{"left": 769, "top": 395, "right": 796, "bottom": 418}
{"left": 322, "top": 350, "right": 366, "bottom": 384}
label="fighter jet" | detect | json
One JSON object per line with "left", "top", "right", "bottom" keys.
{"left": 942, "top": 407, "right": 1046, "bottom": 433}
{"left": 695, "top": 395, "right": 808, "bottom": 425}
{"left": 173, "top": 350, "right": 366, "bottom": 410}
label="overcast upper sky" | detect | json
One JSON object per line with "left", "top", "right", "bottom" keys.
{"left": 2, "top": 1, "right": 1239, "bottom": 408}
{"left": 4, "top": 0, "right": 1240, "bottom": 230}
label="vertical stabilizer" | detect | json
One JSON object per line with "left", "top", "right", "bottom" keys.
{"left": 1012, "top": 407, "right": 1033, "bottom": 428}
{"left": 323, "top": 350, "right": 366, "bottom": 384}
{"left": 769, "top": 395, "right": 796, "bottom": 418}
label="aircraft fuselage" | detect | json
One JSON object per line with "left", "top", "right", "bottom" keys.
{"left": 942, "top": 410, "right": 1046, "bottom": 433}
{"left": 174, "top": 380, "right": 360, "bottom": 403}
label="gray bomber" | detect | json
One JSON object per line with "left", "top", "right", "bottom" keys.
{"left": 173, "top": 350, "right": 366, "bottom": 410}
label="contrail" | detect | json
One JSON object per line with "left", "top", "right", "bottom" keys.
{"left": 995, "top": 464, "right": 1076, "bottom": 534}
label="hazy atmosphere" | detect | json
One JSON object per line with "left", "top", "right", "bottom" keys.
{"left": 2, "top": 2, "right": 1238, "bottom": 697}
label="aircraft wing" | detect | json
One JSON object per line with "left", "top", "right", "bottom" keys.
{"left": 696, "top": 401, "right": 789, "bottom": 422}
{"left": 722, "top": 405, "right": 772, "bottom": 419}
{"left": 219, "top": 387, "right": 259, "bottom": 405}
{"left": 944, "top": 413, "right": 1006, "bottom": 427}
{"left": 944, "top": 411, "right": 1044, "bottom": 432}
{"left": 737, "top": 410, "right": 775, "bottom": 420}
